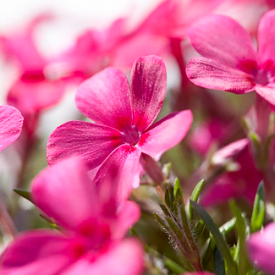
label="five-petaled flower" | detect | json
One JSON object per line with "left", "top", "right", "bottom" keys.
{"left": 47, "top": 55, "right": 193, "bottom": 198}
{"left": 186, "top": 9, "right": 275, "bottom": 107}
{"left": 0, "top": 156, "right": 144, "bottom": 275}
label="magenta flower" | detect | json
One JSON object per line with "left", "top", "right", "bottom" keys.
{"left": 0, "top": 156, "right": 144, "bottom": 275}
{"left": 186, "top": 10, "right": 275, "bottom": 106}
{"left": 247, "top": 222, "right": 275, "bottom": 274}
{"left": 201, "top": 139, "right": 262, "bottom": 206}
{"left": 0, "top": 105, "right": 23, "bottom": 152}
{"left": 47, "top": 56, "right": 193, "bottom": 195}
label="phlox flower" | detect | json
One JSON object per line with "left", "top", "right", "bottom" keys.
{"left": 201, "top": 139, "right": 262, "bottom": 206}
{"left": 186, "top": 10, "right": 275, "bottom": 107}
{"left": 47, "top": 55, "right": 193, "bottom": 197}
{"left": 247, "top": 222, "right": 275, "bottom": 275}
{"left": 0, "top": 105, "right": 23, "bottom": 152}
{"left": 0, "top": 156, "right": 144, "bottom": 275}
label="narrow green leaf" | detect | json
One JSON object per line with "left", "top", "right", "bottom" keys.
{"left": 189, "top": 179, "right": 205, "bottom": 220}
{"left": 13, "top": 189, "right": 32, "bottom": 203}
{"left": 159, "top": 204, "right": 170, "bottom": 217}
{"left": 190, "top": 201, "right": 238, "bottom": 275}
{"left": 214, "top": 247, "right": 225, "bottom": 275}
{"left": 174, "top": 178, "right": 181, "bottom": 197}
{"left": 229, "top": 201, "right": 251, "bottom": 274}
{"left": 219, "top": 218, "right": 236, "bottom": 234}
{"left": 165, "top": 187, "right": 173, "bottom": 208}
{"left": 251, "top": 181, "right": 265, "bottom": 233}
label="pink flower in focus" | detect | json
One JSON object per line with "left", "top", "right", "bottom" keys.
{"left": 0, "top": 157, "right": 144, "bottom": 275}
{"left": 47, "top": 56, "right": 193, "bottom": 197}
{"left": 186, "top": 10, "right": 275, "bottom": 107}
{"left": 201, "top": 139, "right": 262, "bottom": 206}
{"left": 0, "top": 105, "right": 23, "bottom": 152}
{"left": 247, "top": 222, "right": 275, "bottom": 275}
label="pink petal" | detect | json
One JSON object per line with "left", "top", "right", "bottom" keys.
{"left": 63, "top": 239, "right": 144, "bottom": 275}
{"left": 0, "top": 105, "right": 23, "bottom": 152}
{"left": 7, "top": 77, "right": 68, "bottom": 115}
{"left": 0, "top": 230, "right": 74, "bottom": 275}
{"left": 247, "top": 222, "right": 275, "bottom": 275}
{"left": 255, "top": 84, "right": 275, "bottom": 107}
{"left": 75, "top": 67, "right": 132, "bottom": 131}
{"left": 93, "top": 144, "right": 141, "bottom": 202}
{"left": 47, "top": 121, "right": 123, "bottom": 169}
{"left": 212, "top": 138, "right": 249, "bottom": 165}
{"left": 186, "top": 57, "right": 255, "bottom": 93}
{"left": 131, "top": 55, "right": 167, "bottom": 132}
{"left": 258, "top": 9, "right": 275, "bottom": 66}
{"left": 32, "top": 157, "right": 100, "bottom": 231}
{"left": 112, "top": 201, "right": 141, "bottom": 239}
{"left": 138, "top": 110, "right": 193, "bottom": 159}
{"left": 188, "top": 14, "right": 257, "bottom": 73}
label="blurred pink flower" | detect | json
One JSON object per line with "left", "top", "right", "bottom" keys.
{"left": 186, "top": 10, "right": 275, "bottom": 107}
{"left": 0, "top": 105, "right": 23, "bottom": 152}
{"left": 0, "top": 14, "right": 82, "bottom": 117}
{"left": 47, "top": 56, "right": 192, "bottom": 195}
{"left": 247, "top": 222, "right": 275, "bottom": 275}
{"left": 201, "top": 139, "right": 262, "bottom": 206}
{"left": 0, "top": 156, "right": 144, "bottom": 275}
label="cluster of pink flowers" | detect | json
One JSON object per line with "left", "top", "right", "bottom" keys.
{"left": 0, "top": 0, "right": 275, "bottom": 274}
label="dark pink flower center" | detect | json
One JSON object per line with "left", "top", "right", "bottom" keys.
{"left": 254, "top": 69, "right": 273, "bottom": 85}
{"left": 122, "top": 125, "right": 141, "bottom": 146}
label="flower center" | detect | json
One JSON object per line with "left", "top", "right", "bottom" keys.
{"left": 122, "top": 125, "right": 140, "bottom": 146}
{"left": 254, "top": 69, "right": 272, "bottom": 85}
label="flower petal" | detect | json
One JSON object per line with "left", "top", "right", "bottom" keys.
{"left": 63, "top": 239, "right": 144, "bottom": 275}
{"left": 258, "top": 9, "right": 275, "bottom": 66}
{"left": 75, "top": 67, "right": 132, "bottom": 131}
{"left": 32, "top": 157, "right": 100, "bottom": 230}
{"left": 0, "top": 105, "right": 23, "bottom": 152}
{"left": 188, "top": 14, "right": 257, "bottom": 73}
{"left": 247, "top": 222, "right": 275, "bottom": 275}
{"left": 255, "top": 84, "right": 275, "bottom": 107}
{"left": 131, "top": 55, "right": 167, "bottom": 132}
{"left": 138, "top": 110, "right": 192, "bottom": 159}
{"left": 7, "top": 78, "right": 68, "bottom": 115}
{"left": 93, "top": 144, "right": 141, "bottom": 202}
{"left": 47, "top": 121, "right": 123, "bottom": 169}
{"left": 112, "top": 201, "right": 141, "bottom": 239}
{"left": 0, "top": 230, "right": 74, "bottom": 275}
{"left": 186, "top": 57, "right": 255, "bottom": 93}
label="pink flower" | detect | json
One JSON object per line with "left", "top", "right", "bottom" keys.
{"left": 47, "top": 55, "right": 192, "bottom": 195}
{"left": 0, "top": 14, "right": 82, "bottom": 117}
{"left": 0, "top": 156, "right": 144, "bottom": 275}
{"left": 247, "top": 222, "right": 275, "bottom": 274}
{"left": 201, "top": 139, "right": 262, "bottom": 206}
{"left": 0, "top": 105, "right": 23, "bottom": 152}
{"left": 186, "top": 10, "right": 275, "bottom": 107}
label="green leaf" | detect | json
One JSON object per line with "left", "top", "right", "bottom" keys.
{"left": 189, "top": 179, "right": 205, "bottom": 220}
{"left": 190, "top": 201, "right": 238, "bottom": 275}
{"left": 174, "top": 178, "right": 181, "bottom": 197}
{"left": 219, "top": 218, "right": 236, "bottom": 234}
{"left": 229, "top": 201, "right": 251, "bottom": 274}
{"left": 251, "top": 181, "right": 265, "bottom": 233}
{"left": 13, "top": 189, "right": 32, "bottom": 203}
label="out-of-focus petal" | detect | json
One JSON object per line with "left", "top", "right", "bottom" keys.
{"left": 188, "top": 14, "right": 257, "bottom": 73}
{"left": 0, "top": 105, "right": 23, "bottom": 152}
{"left": 75, "top": 67, "right": 132, "bottom": 131}
{"left": 7, "top": 77, "right": 68, "bottom": 115}
{"left": 47, "top": 121, "right": 123, "bottom": 169}
{"left": 63, "top": 239, "right": 144, "bottom": 275}
{"left": 93, "top": 144, "right": 141, "bottom": 203}
{"left": 255, "top": 85, "right": 275, "bottom": 107}
{"left": 138, "top": 110, "right": 192, "bottom": 159}
{"left": 32, "top": 157, "right": 99, "bottom": 231}
{"left": 131, "top": 55, "right": 167, "bottom": 132}
{"left": 258, "top": 9, "right": 275, "bottom": 66}
{"left": 0, "top": 230, "right": 75, "bottom": 275}
{"left": 112, "top": 201, "right": 141, "bottom": 239}
{"left": 186, "top": 57, "right": 255, "bottom": 93}
{"left": 247, "top": 222, "right": 275, "bottom": 275}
